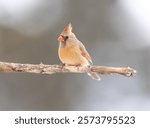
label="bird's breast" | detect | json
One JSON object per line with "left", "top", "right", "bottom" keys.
{"left": 58, "top": 45, "right": 89, "bottom": 66}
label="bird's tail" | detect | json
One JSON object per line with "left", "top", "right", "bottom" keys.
{"left": 87, "top": 70, "right": 101, "bottom": 81}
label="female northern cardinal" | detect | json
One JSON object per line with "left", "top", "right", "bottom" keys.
{"left": 57, "top": 23, "right": 100, "bottom": 80}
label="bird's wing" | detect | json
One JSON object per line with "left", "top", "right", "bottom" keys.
{"left": 78, "top": 42, "right": 93, "bottom": 64}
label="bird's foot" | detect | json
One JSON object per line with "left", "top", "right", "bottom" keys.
{"left": 59, "top": 63, "right": 66, "bottom": 69}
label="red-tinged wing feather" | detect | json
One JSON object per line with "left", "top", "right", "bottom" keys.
{"left": 79, "top": 43, "right": 93, "bottom": 64}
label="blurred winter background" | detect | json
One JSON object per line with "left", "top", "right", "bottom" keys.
{"left": 0, "top": 0, "right": 150, "bottom": 110}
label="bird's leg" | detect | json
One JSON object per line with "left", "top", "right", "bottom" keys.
{"left": 87, "top": 65, "right": 91, "bottom": 69}
{"left": 59, "top": 63, "right": 66, "bottom": 69}
{"left": 74, "top": 64, "right": 82, "bottom": 71}
{"left": 87, "top": 65, "right": 92, "bottom": 72}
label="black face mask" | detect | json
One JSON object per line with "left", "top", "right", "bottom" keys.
{"left": 59, "top": 35, "right": 69, "bottom": 47}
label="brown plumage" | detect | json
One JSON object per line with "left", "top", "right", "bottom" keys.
{"left": 57, "top": 23, "right": 100, "bottom": 80}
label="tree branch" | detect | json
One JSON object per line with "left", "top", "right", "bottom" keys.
{"left": 0, "top": 61, "right": 136, "bottom": 78}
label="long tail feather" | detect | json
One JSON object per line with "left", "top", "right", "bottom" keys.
{"left": 87, "top": 70, "right": 101, "bottom": 81}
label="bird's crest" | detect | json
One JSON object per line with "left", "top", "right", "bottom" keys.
{"left": 64, "top": 23, "right": 72, "bottom": 33}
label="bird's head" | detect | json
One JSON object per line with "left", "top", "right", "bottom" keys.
{"left": 57, "top": 23, "right": 75, "bottom": 43}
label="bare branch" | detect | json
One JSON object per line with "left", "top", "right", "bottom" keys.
{"left": 0, "top": 61, "right": 136, "bottom": 77}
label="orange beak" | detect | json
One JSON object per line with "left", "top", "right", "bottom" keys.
{"left": 57, "top": 36, "right": 64, "bottom": 42}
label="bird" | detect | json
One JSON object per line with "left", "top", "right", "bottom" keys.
{"left": 57, "top": 23, "right": 100, "bottom": 80}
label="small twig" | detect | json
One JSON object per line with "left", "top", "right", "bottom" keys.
{"left": 0, "top": 61, "right": 136, "bottom": 77}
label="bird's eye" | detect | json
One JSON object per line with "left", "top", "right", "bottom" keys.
{"left": 65, "top": 36, "right": 68, "bottom": 39}
{"left": 64, "top": 36, "right": 69, "bottom": 41}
